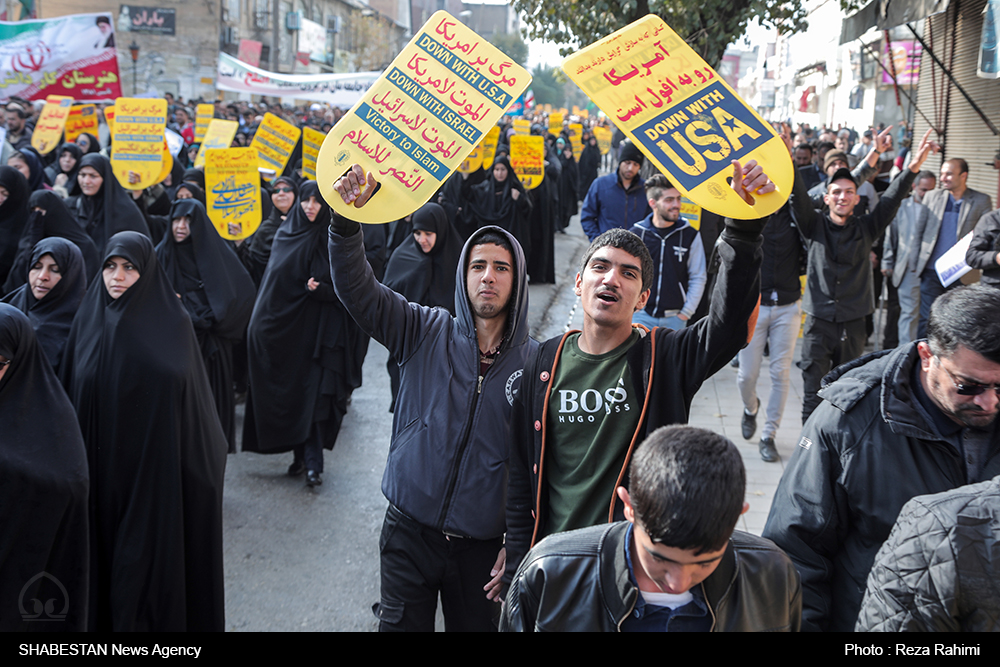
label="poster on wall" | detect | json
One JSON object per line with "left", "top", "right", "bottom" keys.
{"left": 979, "top": 0, "right": 1000, "bottom": 79}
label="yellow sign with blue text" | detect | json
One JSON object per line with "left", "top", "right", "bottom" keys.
{"left": 31, "top": 96, "right": 74, "bottom": 155}
{"left": 250, "top": 113, "right": 301, "bottom": 179}
{"left": 302, "top": 127, "right": 325, "bottom": 180}
{"left": 110, "top": 98, "right": 167, "bottom": 191}
{"left": 561, "top": 15, "right": 791, "bottom": 219}
{"left": 316, "top": 11, "right": 531, "bottom": 223}
{"left": 195, "top": 103, "right": 214, "bottom": 142}
{"left": 205, "top": 148, "right": 262, "bottom": 241}
{"left": 195, "top": 119, "right": 239, "bottom": 168}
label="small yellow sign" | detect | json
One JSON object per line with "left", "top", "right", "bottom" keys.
{"left": 316, "top": 11, "right": 531, "bottom": 223}
{"left": 680, "top": 196, "right": 702, "bottom": 230}
{"left": 548, "top": 112, "right": 563, "bottom": 136}
{"left": 302, "top": 127, "right": 325, "bottom": 180}
{"left": 459, "top": 142, "right": 484, "bottom": 173}
{"left": 194, "top": 119, "right": 239, "bottom": 168}
{"left": 509, "top": 135, "right": 544, "bottom": 190}
{"left": 561, "top": 15, "right": 792, "bottom": 219}
{"left": 251, "top": 112, "right": 301, "bottom": 180}
{"left": 481, "top": 125, "right": 501, "bottom": 169}
{"left": 65, "top": 104, "right": 99, "bottom": 143}
{"left": 594, "top": 126, "right": 612, "bottom": 155}
{"left": 110, "top": 98, "right": 167, "bottom": 191}
{"left": 205, "top": 147, "right": 263, "bottom": 240}
{"left": 195, "top": 103, "right": 214, "bottom": 142}
{"left": 31, "top": 96, "right": 74, "bottom": 155}
{"left": 568, "top": 122, "right": 583, "bottom": 161}
{"left": 103, "top": 107, "right": 115, "bottom": 136}
{"left": 512, "top": 118, "right": 530, "bottom": 135}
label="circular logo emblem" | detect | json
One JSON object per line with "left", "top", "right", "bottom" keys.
{"left": 335, "top": 149, "right": 351, "bottom": 165}
{"left": 505, "top": 369, "right": 523, "bottom": 406}
{"left": 707, "top": 181, "right": 726, "bottom": 199}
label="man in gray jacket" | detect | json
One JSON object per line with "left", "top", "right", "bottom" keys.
{"left": 329, "top": 164, "right": 538, "bottom": 632}
{"left": 915, "top": 158, "right": 993, "bottom": 338}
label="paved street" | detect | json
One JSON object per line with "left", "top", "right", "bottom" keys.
{"left": 221, "top": 213, "right": 806, "bottom": 631}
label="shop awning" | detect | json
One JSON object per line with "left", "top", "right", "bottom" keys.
{"left": 840, "top": 0, "right": 951, "bottom": 44}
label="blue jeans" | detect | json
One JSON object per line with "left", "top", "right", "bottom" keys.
{"left": 633, "top": 310, "right": 686, "bottom": 331}
{"left": 737, "top": 301, "right": 801, "bottom": 440}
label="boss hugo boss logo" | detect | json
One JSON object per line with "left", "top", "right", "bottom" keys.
{"left": 557, "top": 378, "right": 631, "bottom": 422}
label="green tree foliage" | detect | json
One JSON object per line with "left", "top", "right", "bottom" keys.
{"left": 488, "top": 33, "right": 530, "bottom": 67}
{"left": 531, "top": 65, "right": 565, "bottom": 106}
{"left": 513, "top": 0, "right": 808, "bottom": 68}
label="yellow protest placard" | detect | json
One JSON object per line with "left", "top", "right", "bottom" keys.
{"left": 594, "top": 126, "right": 612, "bottom": 155}
{"left": 103, "top": 107, "right": 115, "bottom": 136}
{"left": 195, "top": 103, "right": 214, "bottom": 142}
{"left": 194, "top": 119, "right": 239, "bottom": 168}
{"left": 481, "top": 125, "right": 501, "bottom": 169}
{"left": 110, "top": 98, "right": 167, "bottom": 191}
{"left": 578, "top": 108, "right": 589, "bottom": 119}
{"left": 509, "top": 135, "right": 544, "bottom": 189}
{"left": 65, "top": 105, "right": 99, "bottom": 143}
{"left": 251, "top": 113, "right": 301, "bottom": 179}
{"left": 513, "top": 118, "right": 530, "bottom": 135}
{"left": 31, "top": 96, "right": 74, "bottom": 155}
{"left": 548, "top": 112, "right": 563, "bottom": 136}
{"left": 568, "top": 122, "right": 583, "bottom": 161}
{"left": 562, "top": 16, "right": 791, "bottom": 218}
{"left": 155, "top": 141, "right": 173, "bottom": 185}
{"left": 543, "top": 104, "right": 552, "bottom": 113}
{"left": 204, "top": 147, "right": 263, "bottom": 240}
{"left": 302, "top": 127, "right": 325, "bottom": 180}
{"left": 316, "top": 11, "right": 531, "bottom": 223}
{"left": 680, "top": 196, "right": 701, "bottom": 229}
{"left": 459, "top": 142, "right": 484, "bottom": 173}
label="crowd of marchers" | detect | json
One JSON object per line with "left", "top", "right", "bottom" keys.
{"left": 2, "top": 91, "right": 1000, "bottom": 633}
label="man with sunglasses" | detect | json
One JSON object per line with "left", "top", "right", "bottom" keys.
{"left": 763, "top": 284, "right": 1000, "bottom": 632}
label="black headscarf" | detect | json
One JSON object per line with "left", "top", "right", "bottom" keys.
{"left": 182, "top": 167, "right": 205, "bottom": 190}
{"left": 173, "top": 182, "right": 206, "bottom": 207}
{"left": 2, "top": 237, "right": 86, "bottom": 374}
{"left": 0, "top": 166, "right": 32, "bottom": 288}
{"left": 3, "top": 190, "right": 100, "bottom": 293}
{"left": 245, "top": 181, "right": 349, "bottom": 453}
{"left": 60, "top": 231, "right": 226, "bottom": 631}
{"left": 383, "top": 202, "right": 462, "bottom": 314}
{"left": 157, "top": 199, "right": 255, "bottom": 342}
{"left": 73, "top": 153, "right": 150, "bottom": 252}
{"left": 0, "top": 303, "right": 89, "bottom": 632}
{"left": 75, "top": 132, "right": 101, "bottom": 154}
{"left": 45, "top": 142, "right": 84, "bottom": 195}
{"left": 243, "top": 176, "right": 297, "bottom": 284}
{"left": 13, "top": 147, "right": 51, "bottom": 193}
{"left": 461, "top": 155, "right": 531, "bottom": 246}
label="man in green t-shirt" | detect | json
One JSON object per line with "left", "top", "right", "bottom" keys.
{"left": 505, "top": 157, "right": 776, "bottom": 588}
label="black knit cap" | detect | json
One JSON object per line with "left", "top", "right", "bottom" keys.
{"left": 619, "top": 140, "right": 645, "bottom": 167}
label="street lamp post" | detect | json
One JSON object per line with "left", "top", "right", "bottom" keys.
{"left": 129, "top": 42, "right": 140, "bottom": 95}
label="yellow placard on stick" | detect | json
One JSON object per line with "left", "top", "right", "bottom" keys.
{"left": 512, "top": 118, "right": 530, "bottom": 135}
{"left": 302, "top": 127, "right": 325, "bottom": 180}
{"left": 316, "top": 11, "right": 531, "bottom": 223}
{"left": 195, "top": 103, "right": 214, "bottom": 142}
{"left": 509, "top": 135, "right": 544, "bottom": 189}
{"left": 251, "top": 113, "right": 301, "bottom": 179}
{"left": 548, "top": 112, "right": 563, "bottom": 136}
{"left": 481, "top": 125, "right": 500, "bottom": 169}
{"left": 194, "top": 119, "right": 239, "bottom": 168}
{"left": 459, "top": 142, "right": 484, "bottom": 173}
{"left": 568, "top": 122, "right": 583, "bottom": 161}
{"left": 594, "top": 126, "right": 612, "bottom": 155}
{"left": 561, "top": 15, "right": 792, "bottom": 219}
{"left": 205, "top": 147, "right": 263, "bottom": 241}
{"left": 110, "top": 98, "right": 167, "bottom": 191}
{"left": 31, "top": 96, "right": 74, "bottom": 155}
{"left": 65, "top": 105, "right": 99, "bottom": 143}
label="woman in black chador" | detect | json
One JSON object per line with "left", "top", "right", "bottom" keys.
{"left": 244, "top": 181, "right": 356, "bottom": 488}
{"left": 382, "top": 202, "right": 462, "bottom": 409}
{"left": 70, "top": 154, "right": 150, "bottom": 252}
{"left": 460, "top": 155, "right": 532, "bottom": 249}
{"left": 156, "top": 199, "right": 255, "bottom": 452}
{"left": 0, "top": 166, "right": 32, "bottom": 289}
{"left": 60, "top": 231, "right": 227, "bottom": 631}
{"left": 2, "top": 237, "right": 87, "bottom": 375}
{"left": 0, "top": 303, "right": 89, "bottom": 632}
